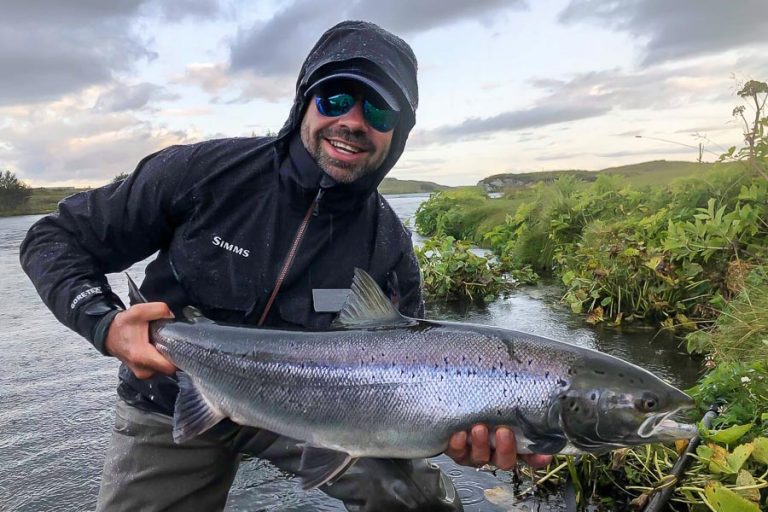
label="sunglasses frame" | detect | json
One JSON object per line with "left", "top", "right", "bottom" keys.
{"left": 314, "top": 92, "right": 399, "bottom": 133}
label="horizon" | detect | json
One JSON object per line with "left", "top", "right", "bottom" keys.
{"left": 21, "top": 158, "right": 718, "bottom": 190}
{"left": 1, "top": 1, "right": 766, "bottom": 188}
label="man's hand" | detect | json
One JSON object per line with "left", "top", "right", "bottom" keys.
{"left": 445, "top": 425, "right": 553, "bottom": 470}
{"left": 104, "top": 303, "right": 177, "bottom": 379}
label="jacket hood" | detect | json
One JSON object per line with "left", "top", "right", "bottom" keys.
{"left": 275, "top": 20, "right": 418, "bottom": 203}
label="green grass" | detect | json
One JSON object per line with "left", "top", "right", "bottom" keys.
{"left": 378, "top": 177, "right": 450, "bottom": 194}
{"left": 1, "top": 178, "right": 445, "bottom": 217}
{"left": 0, "top": 187, "right": 89, "bottom": 216}
{"left": 480, "top": 160, "right": 748, "bottom": 192}
{"left": 602, "top": 160, "right": 746, "bottom": 187}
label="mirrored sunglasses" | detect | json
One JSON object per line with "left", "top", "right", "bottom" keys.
{"left": 314, "top": 93, "right": 399, "bottom": 133}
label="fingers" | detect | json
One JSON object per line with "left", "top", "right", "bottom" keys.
{"left": 105, "top": 303, "right": 177, "bottom": 379}
{"left": 444, "top": 424, "right": 553, "bottom": 471}
{"left": 469, "top": 424, "right": 491, "bottom": 465}
{"left": 492, "top": 427, "right": 517, "bottom": 470}
{"left": 521, "top": 453, "right": 553, "bottom": 469}
{"left": 133, "top": 347, "right": 177, "bottom": 377}
{"left": 445, "top": 431, "right": 469, "bottom": 462}
{"left": 124, "top": 302, "right": 175, "bottom": 322}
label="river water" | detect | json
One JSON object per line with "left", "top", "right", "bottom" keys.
{"left": 0, "top": 194, "right": 701, "bottom": 511}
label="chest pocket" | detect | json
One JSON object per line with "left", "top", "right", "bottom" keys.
{"left": 169, "top": 230, "right": 260, "bottom": 313}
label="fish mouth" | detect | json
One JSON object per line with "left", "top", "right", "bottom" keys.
{"left": 637, "top": 408, "right": 695, "bottom": 439}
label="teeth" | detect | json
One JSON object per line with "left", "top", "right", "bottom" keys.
{"left": 329, "top": 140, "right": 361, "bottom": 154}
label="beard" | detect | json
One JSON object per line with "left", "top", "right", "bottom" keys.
{"left": 301, "top": 124, "right": 388, "bottom": 183}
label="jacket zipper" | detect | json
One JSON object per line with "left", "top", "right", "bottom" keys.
{"left": 257, "top": 188, "right": 324, "bottom": 326}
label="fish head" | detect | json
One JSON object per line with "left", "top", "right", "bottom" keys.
{"left": 554, "top": 358, "right": 696, "bottom": 452}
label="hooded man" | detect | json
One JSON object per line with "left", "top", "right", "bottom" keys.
{"left": 21, "top": 20, "right": 544, "bottom": 511}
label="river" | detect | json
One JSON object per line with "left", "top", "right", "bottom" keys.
{"left": 0, "top": 194, "right": 701, "bottom": 511}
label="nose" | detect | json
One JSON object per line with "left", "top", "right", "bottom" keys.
{"left": 337, "top": 99, "right": 368, "bottom": 132}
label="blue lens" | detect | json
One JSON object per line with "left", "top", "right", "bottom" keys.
{"left": 315, "top": 94, "right": 399, "bottom": 133}
{"left": 316, "top": 93, "right": 356, "bottom": 117}
{"left": 363, "top": 101, "right": 398, "bottom": 132}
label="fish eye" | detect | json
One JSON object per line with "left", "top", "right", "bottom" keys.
{"left": 636, "top": 393, "right": 659, "bottom": 412}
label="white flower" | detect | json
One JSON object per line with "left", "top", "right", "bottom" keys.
{"left": 741, "top": 376, "right": 751, "bottom": 384}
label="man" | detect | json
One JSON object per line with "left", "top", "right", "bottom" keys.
{"left": 21, "top": 21, "right": 547, "bottom": 511}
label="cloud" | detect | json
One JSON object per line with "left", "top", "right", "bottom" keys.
{"left": 175, "top": 63, "right": 293, "bottom": 103}
{"left": 228, "top": 0, "right": 527, "bottom": 78}
{"left": 94, "top": 83, "right": 179, "bottom": 112}
{"left": 596, "top": 146, "right": 699, "bottom": 159}
{"left": 413, "top": 104, "right": 609, "bottom": 146}
{"left": 409, "top": 54, "right": 766, "bottom": 147}
{"left": 536, "top": 152, "right": 589, "bottom": 162}
{"left": 559, "top": 0, "right": 768, "bottom": 65}
{"left": 0, "top": 0, "right": 222, "bottom": 105}
{"left": 152, "top": 0, "right": 222, "bottom": 21}
{"left": 0, "top": 93, "right": 193, "bottom": 184}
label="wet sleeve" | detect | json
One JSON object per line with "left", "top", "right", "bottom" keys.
{"left": 19, "top": 145, "right": 195, "bottom": 354}
{"left": 394, "top": 243, "right": 424, "bottom": 318}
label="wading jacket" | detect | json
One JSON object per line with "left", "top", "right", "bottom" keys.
{"left": 20, "top": 21, "right": 422, "bottom": 415}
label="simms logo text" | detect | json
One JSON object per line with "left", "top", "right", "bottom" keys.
{"left": 212, "top": 236, "right": 250, "bottom": 258}
{"left": 71, "top": 287, "right": 102, "bottom": 309}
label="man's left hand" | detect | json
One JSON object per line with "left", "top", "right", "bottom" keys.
{"left": 444, "top": 425, "right": 552, "bottom": 470}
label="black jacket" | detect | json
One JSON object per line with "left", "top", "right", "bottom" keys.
{"left": 20, "top": 21, "right": 422, "bottom": 414}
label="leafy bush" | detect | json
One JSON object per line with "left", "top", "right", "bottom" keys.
{"left": 688, "top": 360, "right": 768, "bottom": 431}
{"left": 0, "top": 170, "right": 31, "bottom": 212}
{"left": 685, "top": 267, "right": 768, "bottom": 361}
{"left": 414, "top": 189, "right": 487, "bottom": 238}
{"left": 415, "top": 235, "right": 510, "bottom": 302}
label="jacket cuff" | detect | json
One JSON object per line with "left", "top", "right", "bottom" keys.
{"left": 91, "top": 308, "right": 123, "bottom": 355}
{"left": 75, "top": 293, "right": 125, "bottom": 355}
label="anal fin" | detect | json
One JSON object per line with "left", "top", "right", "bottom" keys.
{"left": 299, "top": 445, "right": 358, "bottom": 490}
{"left": 172, "top": 372, "right": 226, "bottom": 444}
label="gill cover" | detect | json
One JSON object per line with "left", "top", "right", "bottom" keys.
{"left": 557, "top": 388, "right": 625, "bottom": 453}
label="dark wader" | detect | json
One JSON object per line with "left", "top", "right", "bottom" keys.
{"left": 96, "top": 400, "right": 463, "bottom": 511}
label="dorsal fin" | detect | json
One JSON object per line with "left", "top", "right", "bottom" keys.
{"left": 331, "top": 268, "right": 411, "bottom": 328}
{"left": 126, "top": 273, "right": 147, "bottom": 304}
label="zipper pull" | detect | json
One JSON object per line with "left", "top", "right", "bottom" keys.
{"left": 312, "top": 188, "right": 325, "bottom": 216}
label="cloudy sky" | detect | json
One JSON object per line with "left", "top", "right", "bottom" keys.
{"left": 1, "top": 0, "right": 766, "bottom": 187}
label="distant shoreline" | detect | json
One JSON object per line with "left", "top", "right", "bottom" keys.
{"left": 0, "top": 179, "right": 450, "bottom": 218}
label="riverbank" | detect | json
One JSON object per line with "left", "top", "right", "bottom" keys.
{"left": 0, "top": 187, "right": 89, "bottom": 216}
{"left": 413, "top": 162, "right": 768, "bottom": 509}
{"left": 0, "top": 178, "right": 449, "bottom": 217}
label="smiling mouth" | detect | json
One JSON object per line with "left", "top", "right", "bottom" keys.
{"left": 326, "top": 138, "right": 365, "bottom": 155}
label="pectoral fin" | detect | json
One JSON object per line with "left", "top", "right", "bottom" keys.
{"left": 172, "top": 372, "right": 226, "bottom": 444}
{"left": 514, "top": 409, "right": 568, "bottom": 454}
{"left": 299, "top": 445, "right": 358, "bottom": 490}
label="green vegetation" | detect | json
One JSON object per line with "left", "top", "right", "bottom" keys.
{"left": 0, "top": 186, "right": 88, "bottom": 216}
{"left": 528, "top": 432, "right": 768, "bottom": 511}
{"left": 0, "top": 176, "right": 443, "bottom": 218}
{"left": 415, "top": 236, "right": 510, "bottom": 302}
{"left": 378, "top": 177, "right": 450, "bottom": 194}
{"left": 416, "top": 164, "right": 767, "bottom": 328}
{"left": 479, "top": 161, "right": 740, "bottom": 194}
{"left": 0, "top": 171, "right": 32, "bottom": 214}
{"left": 416, "top": 80, "right": 768, "bottom": 510}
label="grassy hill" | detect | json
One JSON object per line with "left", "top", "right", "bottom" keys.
{"left": 0, "top": 178, "right": 450, "bottom": 217}
{"left": 0, "top": 187, "right": 89, "bottom": 216}
{"left": 378, "top": 177, "right": 450, "bottom": 194}
{"left": 478, "top": 160, "right": 746, "bottom": 192}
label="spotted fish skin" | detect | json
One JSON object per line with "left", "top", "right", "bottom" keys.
{"left": 129, "top": 268, "right": 695, "bottom": 488}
